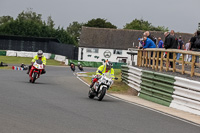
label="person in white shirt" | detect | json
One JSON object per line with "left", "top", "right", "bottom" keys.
{"left": 185, "top": 40, "right": 191, "bottom": 62}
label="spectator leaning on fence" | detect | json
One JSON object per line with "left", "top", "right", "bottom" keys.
{"left": 141, "top": 36, "right": 156, "bottom": 65}
{"left": 144, "top": 31, "right": 157, "bottom": 44}
{"left": 164, "top": 31, "right": 178, "bottom": 68}
{"left": 189, "top": 30, "right": 200, "bottom": 67}
{"left": 142, "top": 36, "right": 156, "bottom": 49}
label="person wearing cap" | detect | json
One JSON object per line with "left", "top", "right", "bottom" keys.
{"left": 89, "top": 61, "right": 115, "bottom": 91}
{"left": 138, "top": 38, "right": 144, "bottom": 49}
{"left": 27, "top": 50, "right": 47, "bottom": 74}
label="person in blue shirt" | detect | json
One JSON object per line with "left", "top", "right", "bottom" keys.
{"left": 143, "top": 37, "right": 156, "bottom": 49}
{"left": 158, "top": 37, "right": 164, "bottom": 48}
{"left": 140, "top": 36, "right": 156, "bottom": 65}
{"left": 157, "top": 37, "right": 164, "bottom": 65}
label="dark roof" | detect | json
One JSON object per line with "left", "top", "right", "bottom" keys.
{"left": 0, "top": 34, "right": 60, "bottom": 43}
{"left": 79, "top": 27, "right": 193, "bottom": 50}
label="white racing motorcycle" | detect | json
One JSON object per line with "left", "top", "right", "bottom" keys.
{"left": 88, "top": 70, "right": 118, "bottom": 101}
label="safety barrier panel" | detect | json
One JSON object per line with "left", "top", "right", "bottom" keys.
{"left": 5, "top": 50, "right": 51, "bottom": 59}
{"left": 68, "top": 59, "right": 103, "bottom": 68}
{"left": 54, "top": 55, "right": 66, "bottom": 62}
{"left": 0, "top": 50, "right": 6, "bottom": 56}
{"left": 121, "top": 65, "right": 200, "bottom": 115}
{"left": 17, "top": 51, "right": 36, "bottom": 58}
{"left": 6, "top": 50, "right": 17, "bottom": 56}
{"left": 170, "top": 77, "right": 200, "bottom": 115}
{"left": 140, "top": 71, "right": 175, "bottom": 107}
{"left": 121, "top": 65, "right": 141, "bottom": 92}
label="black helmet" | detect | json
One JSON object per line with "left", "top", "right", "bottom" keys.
{"left": 37, "top": 50, "right": 43, "bottom": 57}
{"left": 106, "top": 61, "right": 113, "bottom": 69}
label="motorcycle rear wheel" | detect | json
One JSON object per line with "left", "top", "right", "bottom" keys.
{"left": 88, "top": 89, "right": 95, "bottom": 99}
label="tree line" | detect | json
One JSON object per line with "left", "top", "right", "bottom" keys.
{"left": 0, "top": 9, "right": 168, "bottom": 46}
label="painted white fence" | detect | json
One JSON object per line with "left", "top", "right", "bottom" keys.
{"left": 170, "top": 77, "right": 200, "bottom": 115}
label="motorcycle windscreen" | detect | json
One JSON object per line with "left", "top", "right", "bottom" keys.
{"left": 105, "top": 72, "right": 112, "bottom": 79}
{"left": 36, "top": 60, "right": 43, "bottom": 64}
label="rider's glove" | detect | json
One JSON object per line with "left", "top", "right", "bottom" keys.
{"left": 96, "top": 74, "right": 101, "bottom": 79}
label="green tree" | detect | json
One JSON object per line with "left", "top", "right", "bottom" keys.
{"left": 0, "top": 9, "right": 76, "bottom": 45}
{"left": 124, "top": 18, "right": 168, "bottom": 32}
{"left": 84, "top": 18, "right": 117, "bottom": 29}
{"left": 54, "top": 26, "right": 76, "bottom": 44}
{"left": 0, "top": 16, "right": 13, "bottom": 25}
{"left": 66, "top": 21, "right": 84, "bottom": 46}
{"left": 47, "top": 16, "right": 55, "bottom": 29}
{"left": 16, "top": 8, "right": 42, "bottom": 24}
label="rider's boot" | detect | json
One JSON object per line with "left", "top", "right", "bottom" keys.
{"left": 27, "top": 65, "right": 31, "bottom": 74}
{"left": 90, "top": 82, "right": 94, "bottom": 89}
{"left": 27, "top": 69, "right": 29, "bottom": 74}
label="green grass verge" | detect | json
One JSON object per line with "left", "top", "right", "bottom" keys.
{"left": 0, "top": 56, "right": 64, "bottom": 66}
{"left": 0, "top": 66, "right": 12, "bottom": 70}
{"left": 80, "top": 69, "right": 135, "bottom": 94}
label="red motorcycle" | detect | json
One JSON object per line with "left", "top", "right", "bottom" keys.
{"left": 29, "top": 60, "right": 44, "bottom": 83}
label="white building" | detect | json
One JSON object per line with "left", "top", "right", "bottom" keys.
{"left": 78, "top": 47, "right": 132, "bottom": 63}
{"left": 78, "top": 27, "right": 140, "bottom": 64}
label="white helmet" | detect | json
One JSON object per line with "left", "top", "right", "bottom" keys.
{"left": 106, "top": 61, "right": 113, "bottom": 70}
{"left": 37, "top": 50, "right": 43, "bottom": 57}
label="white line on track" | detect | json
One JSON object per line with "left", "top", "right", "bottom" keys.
{"left": 75, "top": 73, "right": 200, "bottom": 127}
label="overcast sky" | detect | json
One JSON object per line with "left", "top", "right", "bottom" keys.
{"left": 0, "top": 0, "right": 200, "bottom": 33}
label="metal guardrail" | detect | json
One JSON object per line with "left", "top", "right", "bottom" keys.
{"left": 121, "top": 65, "right": 200, "bottom": 115}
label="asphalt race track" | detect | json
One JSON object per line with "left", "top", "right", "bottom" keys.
{"left": 0, "top": 66, "right": 199, "bottom": 133}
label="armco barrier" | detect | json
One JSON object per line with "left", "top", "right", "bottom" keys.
{"left": 6, "top": 50, "right": 17, "bottom": 56}
{"left": 121, "top": 65, "right": 200, "bottom": 115}
{"left": 17, "top": 51, "right": 35, "bottom": 58}
{"left": 5, "top": 50, "right": 51, "bottom": 59}
{"left": 139, "top": 71, "right": 174, "bottom": 106}
{"left": 121, "top": 65, "right": 141, "bottom": 92}
{"left": 112, "top": 62, "right": 127, "bottom": 69}
{"left": 170, "top": 77, "right": 200, "bottom": 115}
{"left": 68, "top": 59, "right": 103, "bottom": 68}
{"left": 54, "top": 55, "right": 66, "bottom": 62}
{"left": 0, "top": 50, "right": 6, "bottom": 56}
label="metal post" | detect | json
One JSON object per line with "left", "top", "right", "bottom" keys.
{"left": 198, "top": 22, "right": 200, "bottom": 30}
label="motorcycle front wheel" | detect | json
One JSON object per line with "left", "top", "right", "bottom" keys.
{"left": 32, "top": 72, "right": 37, "bottom": 83}
{"left": 97, "top": 87, "right": 106, "bottom": 101}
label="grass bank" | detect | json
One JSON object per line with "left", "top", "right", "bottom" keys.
{"left": 0, "top": 56, "right": 64, "bottom": 66}
{"left": 80, "top": 69, "right": 137, "bottom": 95}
